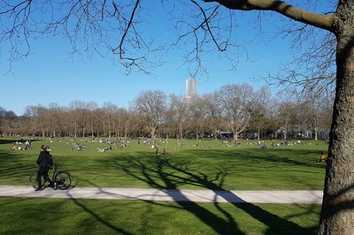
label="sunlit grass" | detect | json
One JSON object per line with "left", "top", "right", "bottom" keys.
{"left": 0, "top": 138, "right": 327, "bottom": 190}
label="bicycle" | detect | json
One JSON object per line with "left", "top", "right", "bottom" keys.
{"left": 29, "top": 164, "right": 72, "bottom": 190}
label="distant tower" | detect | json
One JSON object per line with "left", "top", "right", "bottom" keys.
{"left": 185, "top": 78, "right": 197, "bottom": 102}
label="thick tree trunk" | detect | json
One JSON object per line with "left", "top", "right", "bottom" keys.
{"left": 319, "top": 2, "right": 354, "bottom": 234}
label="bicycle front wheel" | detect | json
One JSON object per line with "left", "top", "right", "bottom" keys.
{"left": 54, "top": 171, "right": 72, "bottom": 190}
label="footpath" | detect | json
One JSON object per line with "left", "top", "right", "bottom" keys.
{"left": 0, "top": 185, "right": 322, "bottom": 204}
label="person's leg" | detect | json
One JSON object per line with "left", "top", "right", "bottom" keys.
{"left": 36, "top": 170, "right": 43, "bottom": 190}
{"left": 43, "top": 169, "right": 53, "bottom": 187}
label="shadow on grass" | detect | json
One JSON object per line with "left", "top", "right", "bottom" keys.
{"left": 0, "top": 150, "right": 36, "bottom": 183}
{"left": 188, "top": 148, "right": 325, "bottom": 169}
{"left": 69, "top": 196, "right": 133, "bottom": 235}
{"left": 0, "top": 139, "right": 17, "bottom": 145}
{"left": 0, "top": 139, "right": 39, "bottom": 145}
{"left": 102, "top": 154, "right": 318, "bottom": 235}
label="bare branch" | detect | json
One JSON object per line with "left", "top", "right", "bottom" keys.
{"left": 190, "top": 0, "right": 226, "bottom": 51}
{"left": 204, "top": 0, "right": 335, "bottom": 31}
{"left": 110, "top": 0, "right": 149, "bottom": 73}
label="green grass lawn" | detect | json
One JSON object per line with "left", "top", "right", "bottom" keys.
{"left": 0, "top": 138, "right": 325, "bottom": 234}
{"left": 0, "top": 138, "right": 327, "bottom": 190}
{"left": 0, "top": 197, "right": 320, "bottom": 235}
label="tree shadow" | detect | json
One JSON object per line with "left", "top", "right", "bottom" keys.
{"left": 191, "top": 148, "right": 325, "bottom": 169}
{"left": 96, "top": 157, "right": 245, "bottom": 234}
{"left": 67, "top": 194, "right": 133, "bottom": 235}
{"left": 0, "top": 150, "right": 36, "bottom": 183}
{"left": 108, "top": 154, "right": 318, "bottom": 235}
{"left": 0, "top": 139, "right": 17, "bottom": 145}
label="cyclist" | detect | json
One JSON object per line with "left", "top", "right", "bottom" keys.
{"left": 35, "top": 145, "right": 54, "bottom": 191}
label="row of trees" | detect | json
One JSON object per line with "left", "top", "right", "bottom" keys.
{"left": 0, "top": 84, "right": 333, "bottom": 141}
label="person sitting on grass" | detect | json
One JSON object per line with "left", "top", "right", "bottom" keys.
{"left": 319, "top": 151, "right": 328, "bottom": 162}
{"left": 36, "top": 145, "right": 54, "bottom": 191}
{"left": 10, "top": 144, "right": 16, "bottom": 152}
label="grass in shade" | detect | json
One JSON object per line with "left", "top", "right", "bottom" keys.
{"left": 0, "top": 197, "right": 320, "bottom": 235}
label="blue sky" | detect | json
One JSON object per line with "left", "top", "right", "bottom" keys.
{"left": 0, "top": 1, "right": 334, "bottom": 115}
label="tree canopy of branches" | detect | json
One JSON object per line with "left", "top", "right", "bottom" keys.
{"left": 216, "top": 84, "right": 254, "bottom": 142}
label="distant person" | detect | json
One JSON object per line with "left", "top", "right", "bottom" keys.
{"left": 10, "top": 144, "right": 16, "bottom": 152}
{"left": 25, "top": 140, "right": 30, "bottom": 150}
{"left": 319, "top": 151, "right": 328, "bottom": 162}
{"left": 36, "top": 145, "right": 53, "bottom": 191}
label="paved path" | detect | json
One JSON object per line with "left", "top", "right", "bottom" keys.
{"left": 0, "top": 185, "right": 323, "bottom": 204}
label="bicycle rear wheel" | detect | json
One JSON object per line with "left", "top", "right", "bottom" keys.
{"left": 54, "top": 171, "right": 72, "bottom": 190}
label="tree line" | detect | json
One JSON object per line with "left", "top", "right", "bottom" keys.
{"left": 0, "top": 84, "right": 333, "bottom": 141}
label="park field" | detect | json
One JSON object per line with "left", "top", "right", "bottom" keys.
{"left": 0, "top": 138, "right": 327, "bottom": 190}
{"left": 0, "top": 138, "right": 327, "bottom": 234}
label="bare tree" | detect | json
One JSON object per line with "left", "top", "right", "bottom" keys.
{"left": 187, "top": 96, "right": 209, "bottom": 141}
{"left": 135, "top": 90, "right": 167, "bottom": 140}
{"left": 198, "top": 2, "right": 352, "bottom": 231}
{"left": 203, "top": 93, "right": 222, "bottom": 139}
{"left": 249, "top": 86, "right": 272, "bottom": 140}
{"left": 216, "top": 84, "right": 253, "bottom": 142}
{"left": 168, "top": 94, "right": 189, "bottom": 140}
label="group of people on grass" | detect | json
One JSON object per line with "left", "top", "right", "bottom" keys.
{"left": 32, "top": 141, "right": 328, "bottom": 192}
{"left": 10, "top": 139, "right": 32, "bottom": 151}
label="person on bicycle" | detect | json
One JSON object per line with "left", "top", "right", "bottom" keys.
{"left": 36, "top": 145, "right": 54, "bottom": 191}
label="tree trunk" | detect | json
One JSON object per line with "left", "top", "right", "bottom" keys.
{"left": 233, "top": 129, "right": 238, "bottom": 143}
{"left": 91, "top": 124, "right": 94, "bottom": 139}
{"left": 179, "top": 122, "right": 183, "bottom": 140}
{"left": 74, "top": 122, "right": 77, "bottom": 138}
{"left": 108, "top": 121, "right": 111, "bottom": 139}
{"left": 319, "top": 3, "right": 354, "bottom": 234}
{"left": 150, "top": 127, "right": 156, "bottom": 140}
{"left": 124, "top": 125, "right": 128, "bottom": 139}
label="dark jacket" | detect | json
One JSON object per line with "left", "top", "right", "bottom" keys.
{"left": 36, "top": 151, "right": 53, "bottom": 170}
